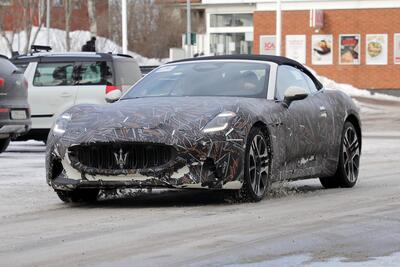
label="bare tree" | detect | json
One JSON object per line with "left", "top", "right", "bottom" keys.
{"left": 0, "top": 7, "right": 17, "bottom": 54}
{"left": 65, "top": 0, "right": 72, "bottom": 51}
{"left": 0, "top": 0, "right": 47, "bottom": 55}
{"left": 120, "top": 0, "right": 185, "bottom": 58}
{"left": 108, "top": 1, "right": 121, "bottom": 46}
{"left": 87, "top": 0, "right": 97, "bottom": 36}
{"left": 26, "top": 0, "right": 47, "bottom": 52}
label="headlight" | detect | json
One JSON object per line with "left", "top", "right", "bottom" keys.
{"left": 202, "top": 111, "right": 236, "bottom": 133}
{"left": 53, "top": 113, "right": 72, "bottom": 136}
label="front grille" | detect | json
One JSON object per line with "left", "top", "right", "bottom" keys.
{"left": 68, "top": 143, "right": 175, "bottom": 171}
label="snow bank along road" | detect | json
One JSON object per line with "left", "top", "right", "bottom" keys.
{"left": 0, "top": 98, "right": 399, "bottom": 267}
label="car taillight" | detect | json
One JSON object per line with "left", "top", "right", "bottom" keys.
{"left": 0, "top": 108, "right": 9, "bottom": 113}
{"left": 106, "top": 85, "right": 121, "bottom": 94}
{"left": 0, "top": 78, "right": 4, "bottom": 88}
{"left": 24, "top": 78, "right": 28, "bottom": 90}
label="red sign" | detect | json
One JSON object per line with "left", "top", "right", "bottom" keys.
{"left": 311, "top": 10, "right": 324, "bottom": 29}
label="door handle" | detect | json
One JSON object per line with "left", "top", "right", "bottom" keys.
{"left": 320, "top": 106, "right": 327, "bottom": 118}
{"left": 60, "top": 92, "right": 72, "bottom": 97}
{"left": 272, "top": 119, "right": 282, "bottom": 127}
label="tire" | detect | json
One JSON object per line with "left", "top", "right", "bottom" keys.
{"left": 56, "top": 189, "right": 99, "bottom": 203}
{"left": 237, "top": 127, "right": 271, "bottom": 202}
{"left": 320, "top": 121, "right": 360, "bottom": 189}
{"left": 0, "top": 138, "right": 11, "bottom": 153}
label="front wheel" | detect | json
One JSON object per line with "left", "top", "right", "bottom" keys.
{"left": 55, "top": 189, "right": 100, "bottom": 203}
{"left": 0, "top": 138, "right": 10, "bottom": 153}
{"left": 237, "top": 127, "right": 271, "bottom": 202}
{"left": 320, "top": 121, "right": 360, "bottom": 188}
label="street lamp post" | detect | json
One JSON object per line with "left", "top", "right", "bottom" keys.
{"left": 46, "top": 0, "right": 50, "bottom": 46}
{"left": 122, "top": 0, "right": 128, "bottom": 54}
{"left": 276, "top": 0, "right": 282, "bottom": 56}
{"left": 186, "top": 0, "right": 191, "bottom": 58}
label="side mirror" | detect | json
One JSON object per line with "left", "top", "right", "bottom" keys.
{"left": 105, "top": 89, "right": 122, "bottom": 103}
{"left": 283, "top": 86, "right": 308, "bottom": 106}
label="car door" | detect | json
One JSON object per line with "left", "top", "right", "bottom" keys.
{"left": 74, "top": 61, "right": 111, "bottom": 105}
{"left": 301, "top": 71, "right": 334, "bottom": 161}
{"left": 28, "top": 61, "right": 78, "bottom": 129}
{"left": 275, "top": 65, "right": 322, "bottom": 177}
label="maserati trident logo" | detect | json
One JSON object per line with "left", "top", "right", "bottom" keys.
{"left": 114, "top": 148, "right": 129, "bottom": 169}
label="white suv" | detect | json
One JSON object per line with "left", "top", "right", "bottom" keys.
{"left": 12, "top": 52, "right": 142, "bottom": 142}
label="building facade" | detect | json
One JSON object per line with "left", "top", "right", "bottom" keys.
{"left": 176, "top": 0, "right": 400, "bottom": 90}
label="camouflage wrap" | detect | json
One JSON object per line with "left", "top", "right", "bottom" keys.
{"left": 46, "top": 90, "right": 361, "bottom": 191}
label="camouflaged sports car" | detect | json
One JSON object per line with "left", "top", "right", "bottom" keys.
{"left": 46, "top": 55, "right": 362, "bottom": 203}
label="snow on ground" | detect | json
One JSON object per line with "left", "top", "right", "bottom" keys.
{"left": 0, "top": 27, "right": 166, "bottom": 66}
{"left": 229, "top": 252, "right": 400, "bottom": 267}
{"left": 306, "top": 67, "right": 400, "bottom": 102}
{"left": 318, "top": 74, "right": 400, "bottom": 101}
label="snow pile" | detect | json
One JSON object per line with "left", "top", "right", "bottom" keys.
{"left": 0, "top": 27, "right": 166, "bottom": 66}
{"left": 306, "top": 67, "right": 400, "bottom": 101}
{"left": 318, "top": 75, "right": 400, "bottom": 101}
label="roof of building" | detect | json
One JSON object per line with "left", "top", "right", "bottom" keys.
{"left": 169, "top": 55, "right": 323, "bottom": 88}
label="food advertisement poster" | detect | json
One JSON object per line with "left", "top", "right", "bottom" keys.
{"left": 366, "top": 34, "right": 387, "bottom": 65}
{"left": 312, "top": 35, "right": 333, "bottom": 65}
{"left": 339, "top": 34, "right": 360, "bottom": 65}
{"left": 285, "top": 35, "right": 306, "bottom": 64}
{"left": 395, "top": 34, "right": 400, "bottom": 64}
{"left": 259, "top": 35, "right": 276, "bottom": 55}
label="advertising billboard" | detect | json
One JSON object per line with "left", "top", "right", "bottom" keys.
{"left": 286, "top": 35, "right": 306, "bottom": 64}
{"left": 339, "top": 34, "right": 360, "bottom": 65}
{"left": 312, "top": 35, "right": 333, "bottom": 65}
{"left": 366, "top": 34, "right": 388, "bottom": 65}
{"left": 394, "top": 34, "right": 400, "bottom": 64}
{"left": 259, "top": 35, "right": 276, "bottom": 55}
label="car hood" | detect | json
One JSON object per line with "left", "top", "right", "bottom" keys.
{"left": 61, "top": 96, "right": 265, "bottom": 144}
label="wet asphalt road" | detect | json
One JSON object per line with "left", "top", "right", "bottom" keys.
{"left": 0, "top": 99, "right": 399, "bottom": 267}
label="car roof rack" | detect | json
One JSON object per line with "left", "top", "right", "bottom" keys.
{"left": 31, "top": 45, "right": 52, "bottom": 53}
{"left": 116, "top": 53, "right": 133, "bottom": 58}
{"left": 0, "top": 54, "right": 9, "bottom": 60}
{"left": 107, "top": 52, "right": 133, "bottom": 58}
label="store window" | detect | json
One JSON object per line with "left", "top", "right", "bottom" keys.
{"left": 210, "top": 14, "right": 253, "bottom": 27}
{"left": 210, "top": 33, "right": 253, "bottom": 55}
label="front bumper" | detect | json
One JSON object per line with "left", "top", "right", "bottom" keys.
{"left": 47, "top": 137, "right": 245, "bottom": 191}
{"left": 51, "top": 173, "right": 243, "bottom": 191}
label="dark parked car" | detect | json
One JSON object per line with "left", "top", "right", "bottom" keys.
{"left": 0, "top": 56, "right": 31, "bottom": 153}
{"left": 46, "top": 55, "right": 361, "bottom": 203}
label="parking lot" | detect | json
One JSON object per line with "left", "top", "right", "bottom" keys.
{"left": 0, "top": 98, "right": 399, "bottom": 267}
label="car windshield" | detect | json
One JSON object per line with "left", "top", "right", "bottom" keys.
{"left": 122, "top": 61, "right": 270, "bottom": 99}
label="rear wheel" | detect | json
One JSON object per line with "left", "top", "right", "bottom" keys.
{"left": 237, "top": 127, "right": 271, "bottom": 202}
{"left": 320, "top": 121, "right": 360, "bottom": 188}
{"left": 56, "top": 189, "right": 100, "bottom": 203}
{"left": 0, "top": 138, "right": 10, "bottom": 153}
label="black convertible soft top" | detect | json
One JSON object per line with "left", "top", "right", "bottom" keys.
{"left": 170, "top": 55, "right": 323, "bottom": 89}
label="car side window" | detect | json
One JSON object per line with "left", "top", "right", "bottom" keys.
{"left": 302, "top": 72, "right": 319, "bottom": 94}
{"left": 75, "top": 61, "right": 113, "bottom": 86}
{"left": 275, "top": 65, "right": 309, "bottom": 101}
{"left": 33, "top": 62, "right": 74, "bottom": 86}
